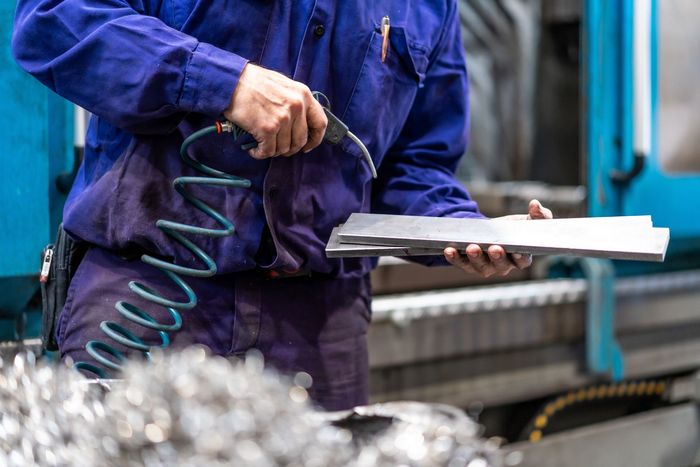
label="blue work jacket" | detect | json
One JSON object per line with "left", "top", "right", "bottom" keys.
{"left": 13, "top": 0, "right": 483, "bottom": 278}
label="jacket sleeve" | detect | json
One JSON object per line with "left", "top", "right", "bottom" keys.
{"left": 371, "top": 3, "right": 483, "bottom": 222}
{"left": 12, "top": 0, "right": 247, "bottom": 133}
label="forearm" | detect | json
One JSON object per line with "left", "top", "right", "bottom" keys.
{"left": 12, "top": 0, "right": 247, "bottom": 133}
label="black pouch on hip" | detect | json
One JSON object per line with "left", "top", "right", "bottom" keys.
{"left": 39, "top": 225, "right": 87, "bottom": 351}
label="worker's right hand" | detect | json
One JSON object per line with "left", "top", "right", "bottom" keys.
{"left": 224, "top": 63, "right": 328, "bottom": 159}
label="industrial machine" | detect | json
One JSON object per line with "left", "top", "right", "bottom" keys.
{"left": 1, "top": 0, "right": 700, "bottom": 466}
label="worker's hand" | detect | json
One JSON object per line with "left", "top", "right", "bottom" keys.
{"left": 225, "top": 63, "right": 328, "bottom": 159}
{"left": 444, "top": 199, "right": 554, "bottom": 277}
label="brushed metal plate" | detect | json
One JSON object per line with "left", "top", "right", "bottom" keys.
{"left": 326, "top": 227, "right": 442, "bottom": 258}
{"left": 336, "top": 214, "right": 669, "bottom": 262}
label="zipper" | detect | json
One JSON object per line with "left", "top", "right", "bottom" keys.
{"left": 40, "top": 246, "right": 54, "bottom": 284}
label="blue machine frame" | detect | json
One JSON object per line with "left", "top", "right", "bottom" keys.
{"left": 583, "top": 0, "right": 700, "bottom": 380}
{"left": 585, "top": 0, "right": 700, "bottom": 240}
{"left": 0, "top": 3, "right": 73, "bottom": 338}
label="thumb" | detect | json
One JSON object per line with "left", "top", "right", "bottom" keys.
{"left": 528, "top": 199, "right": 553, "bottom": 220}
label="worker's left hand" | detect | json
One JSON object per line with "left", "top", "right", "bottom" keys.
{"left": 444, "top": 199, "right": 553, "bottom": 277}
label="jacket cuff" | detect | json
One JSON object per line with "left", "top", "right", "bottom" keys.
{"left": 179, "top": 42, "right": 248, "bottom": 117}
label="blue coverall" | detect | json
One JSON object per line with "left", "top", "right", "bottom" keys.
{"left": 13, "top": 0, "right": 484, "bottom": 410}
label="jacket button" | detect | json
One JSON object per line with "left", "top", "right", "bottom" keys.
{"left": 314, "top": 24, "right": 325, "bottom": 37}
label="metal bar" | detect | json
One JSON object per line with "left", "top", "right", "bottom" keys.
{"left": 337, "top": 214, "right": 669, "bottom": 262}
{"left": 326, "top": 227, "right": 442, "bottom": 257}
{"left": 328, "top": 217, "right": 653, "bottom": 258}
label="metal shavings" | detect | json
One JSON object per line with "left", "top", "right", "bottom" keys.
{"left": 0, "top": 353, "right": 105, "bottom": 467}
{"left": 94, "top": 347, "right": 352, "bottom": 467}
{"left": 344, "top": 402, "right": 505, "bottom": 467}
{"left": 0, "top": 349, "right": 507, "bottom": 467}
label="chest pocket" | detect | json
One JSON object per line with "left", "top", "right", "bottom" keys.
{"left": 339, "top": 25, "right": 429, "bottom": 175}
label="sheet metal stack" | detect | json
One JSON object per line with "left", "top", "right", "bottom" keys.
{"left": 326, "top": 214, "right": 670, "bottom": 262}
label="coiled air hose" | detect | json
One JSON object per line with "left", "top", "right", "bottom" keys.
{"left": 74, "top": 122, "right": 251, "bottom": 378}
{"left": 74, "top": 95, "right": 376, "bottom": 378}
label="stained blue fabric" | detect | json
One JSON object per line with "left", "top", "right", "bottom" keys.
{"left": 13, "top": 0, "right": 483, "bottom": 278}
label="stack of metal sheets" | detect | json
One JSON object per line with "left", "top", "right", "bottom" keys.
{"left": 326, "top": 214, "right": 670, "bottom": 262}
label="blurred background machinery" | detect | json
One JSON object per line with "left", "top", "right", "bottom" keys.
{"left": 368, "top": 0, "right": 700, "bottom": 465}
{"left": 2, "top": 0, "right": 700, "bottom": 466}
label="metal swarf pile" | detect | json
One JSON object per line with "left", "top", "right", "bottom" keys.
{"left": 0, "top": 348, "right": 509, "bottom": 467}
{"left": 94, "top": 347, "right": 353, "bottom": 466}
{"left": 328, "top": 402, "right": 506, "bottom": 467}
{"left": 0, "top": 352, "right": 105, "bottom": 466}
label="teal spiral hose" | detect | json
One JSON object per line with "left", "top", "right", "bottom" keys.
{"left": 74, "top": 122, "right": 251, "bottom": 378}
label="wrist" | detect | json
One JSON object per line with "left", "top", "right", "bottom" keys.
{"left": 225, "top": 62, "right": 255, "bottom": 120}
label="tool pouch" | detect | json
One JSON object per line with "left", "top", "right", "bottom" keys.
{"left": 39, "top": 225, "right": 87, "bottom": 351}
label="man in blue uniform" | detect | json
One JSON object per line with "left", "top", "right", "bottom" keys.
{"left": 13, "top": 1, "right": 551, "bottom": 410}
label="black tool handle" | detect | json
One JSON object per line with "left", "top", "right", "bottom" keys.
{"left": 321, "top": 107, "right": 349, "bottom": 145}
{"left": 234, "top": 108, "right": 347, "bottom": 150}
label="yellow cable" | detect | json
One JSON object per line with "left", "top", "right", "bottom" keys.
{"left": 535, "top": 415, "right": 548, "bottom": 429}
{"left": 527, "top": 379, "right": 669, "bottom": 443}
